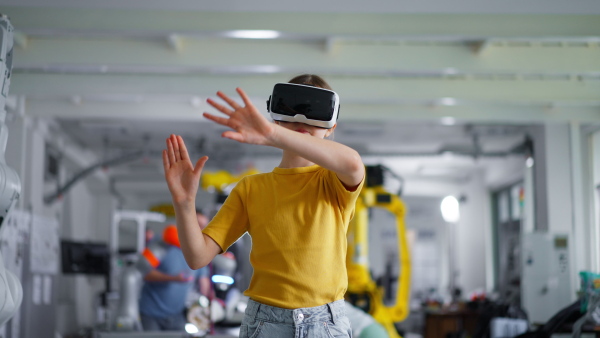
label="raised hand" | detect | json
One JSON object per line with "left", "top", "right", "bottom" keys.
{"left": 162, "top": 134, "right": 208, "bottom": 206}
{"left": 203, "top": 88, "right": 276, "bottom": 146}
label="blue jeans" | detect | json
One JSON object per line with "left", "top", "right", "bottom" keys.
{"left": 240, "top": 299, "right": 352, "bottom": 338}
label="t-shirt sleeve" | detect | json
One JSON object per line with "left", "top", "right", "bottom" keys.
{"left": 202, "top": 178, "right": 249, "bottom": 253}
{"left": 326, "top": 169, "right": 365, "bottom": 219}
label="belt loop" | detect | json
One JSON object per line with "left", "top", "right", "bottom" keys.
{"left": 327, "top": 302, "right": 337, "bottom": 325}
{"left": 248, "top": 299, "right": 260, "bottom": 321}
{"left": 254, "top": 301, "right": 262, "bottom": 321}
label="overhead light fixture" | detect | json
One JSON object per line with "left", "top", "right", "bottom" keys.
{"left": 225, "top": 30, "right": 281, "bottom": 39}
{"left": 438, "top": 97, "right": 457, "bottom": 106}
{"left": 526, "top": 156, "right": 534, "bottom": 168}
{"left": 441, "top": 195, "right": 460, "bottom": 223}
{"left": 440, "top": 117, "right": 456, "bottom": 125}
{"left": 190, "top": 96, "right": 203, "bottom": 108}
{"left": 70, "top": 95, "right": 82, "bottom": 105}
{"left": 443, "top": 68, "right": 459, "bottom": 75}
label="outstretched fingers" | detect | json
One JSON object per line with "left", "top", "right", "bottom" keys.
{"left": 170, "top": 134, "right": 182, "bottom": 161}
{"left": 206, "top": 98, "right": 233, "bottom": 116}
{"left": 176, "top": 135, "right": 190, "bottom": 161}
{"left": 166, "top": 136, "right": 177, "bottom": 164}
{"left": 203, "top": 112, "right": 232, "bottom": 127}
{"left": 162, "top": 149, "right": 170, "bottom": 171}
{"left": 194, "top": 156, "right": 209, "bottom": 175}
{"left": 236, "top": 87, "right": 252, "bottom": 107}
{"left": 221, "top": 130, "right": 244, "bottom": 143}
{"left": 217, "top": 91, "right": 242, "bottom": 110}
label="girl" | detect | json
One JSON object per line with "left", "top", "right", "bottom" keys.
{"left": 163, "top": 74, "right": 364, "bottom": 337}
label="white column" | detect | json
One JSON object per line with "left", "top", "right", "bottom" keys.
{"left": 590, "top": 131, "right": 600, "bottom": 272}
{"left": 5, "top": 96, "right": 29, "bottom": 210}
{"left": 569, "top": 121, "right": 587, "bottom": 289}
{"left": 522, "top": 122, "right": 577, "bottom": 323}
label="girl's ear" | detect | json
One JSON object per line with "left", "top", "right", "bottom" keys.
{"left": 325, "top": 124, "right": 337, "bottom": 138}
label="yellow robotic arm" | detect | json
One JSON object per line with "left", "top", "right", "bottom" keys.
{"left": 347, "top": 166, "right": 411, "bottom": 338}
{"left": 200, "top": 168, "right": 260, "bottom": 193}
{"left": 150, "top": 168, "right": 260, "bottom": 217}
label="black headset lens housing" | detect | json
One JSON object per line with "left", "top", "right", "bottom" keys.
{"left": 267, "top": 83, "right": 340, "bottom": 129}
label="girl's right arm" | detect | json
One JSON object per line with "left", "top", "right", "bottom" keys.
{"left": 163, "top": 134, "right": 221, "bottom": 269}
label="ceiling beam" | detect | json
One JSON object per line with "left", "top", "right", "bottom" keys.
{"left": 12, "top": 36, "right": 600, "bottom": 73}
{"left": 5, "top": 7, "right": 600, "bottom": 37}
{"left": 21, "top": 96, "right": 600, "bottom": 123}
{"left": 12, "top": 73, "right": 600, "bottom": 101}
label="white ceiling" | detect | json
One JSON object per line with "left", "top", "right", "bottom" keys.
{"left": 5, "top": 0, "right": 600, "bottom": 14}
{"left": 3, "top": 1, "right": 599, "bottom": 201}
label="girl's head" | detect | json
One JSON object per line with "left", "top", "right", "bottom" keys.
{"left": 288, "top": 74, "right": 333, "bottom": 90}
{"left": 276, "top": 74, "right": 337, "bottom": 139}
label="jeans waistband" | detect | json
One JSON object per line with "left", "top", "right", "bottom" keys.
{"left": 245, "top": 299, "right": 346, "bottom": 326}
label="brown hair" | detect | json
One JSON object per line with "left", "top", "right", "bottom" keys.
{"left": 288, "top": 74, "right": 332, "bottom": 90}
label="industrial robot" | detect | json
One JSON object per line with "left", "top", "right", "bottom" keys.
{"left": 0, "top": 13, "right": 23, "bottom": 327}
{"left": 346, "top": 165, "right": 411, "bottom": 338}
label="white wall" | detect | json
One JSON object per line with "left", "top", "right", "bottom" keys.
{"left": 456, "top": 170, "right": 489, "bottom": 296}
{"left": 402, "top": 195, "right": 449, "bottom": 299}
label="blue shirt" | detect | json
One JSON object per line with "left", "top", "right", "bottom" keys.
{"left": 139, "top": 245, "right": 209, "bottom": 318}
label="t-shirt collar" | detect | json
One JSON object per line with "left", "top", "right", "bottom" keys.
{"left": 272, "top": 165, "right": 320, "bottom": 175}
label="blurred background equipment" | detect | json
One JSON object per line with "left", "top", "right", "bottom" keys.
{"left": 199, "top": 168, "right": 254, "bottom": 328}
{"left": 107, "top": 210, "right": 166, "bottom": 332}
{"left": 0, "top": 13, "right": 22, "bottom": 328}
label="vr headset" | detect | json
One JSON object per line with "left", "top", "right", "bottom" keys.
{"left": 266, "top": 83, "right": 340, "bottom": 129}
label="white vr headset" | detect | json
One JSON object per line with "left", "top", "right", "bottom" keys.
{"left": 267, "top": 83, "right": 340, "bottom": 129}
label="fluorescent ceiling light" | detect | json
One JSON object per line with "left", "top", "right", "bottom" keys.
{"left": 440, "top": 117, "right": 456, "bottom": 125}
{"left": 226, "top": 30, "right": 281, "bottom": 39}
{"left": 190, "top": 96, "right": 203, "bottom": 108}
{"left": 438, "top": 97, "right": 457, "bottom": 106}
{"left": 443, "top": 68, "right": 459, "bottom": 75}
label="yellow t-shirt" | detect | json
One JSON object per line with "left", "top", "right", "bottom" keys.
{"left": 202, "top": 165, "right": 364, "bottom": 309}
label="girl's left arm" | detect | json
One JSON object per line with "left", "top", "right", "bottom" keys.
{"left": 269, "top": 126, "right": 365, "bottom": 189}
{"left": 203, "top": 88, "right": 364, "bottom": 189}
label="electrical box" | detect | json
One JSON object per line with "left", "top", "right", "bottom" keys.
{"left": 521, "top": 232, "right": 572, "bottom": 324}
